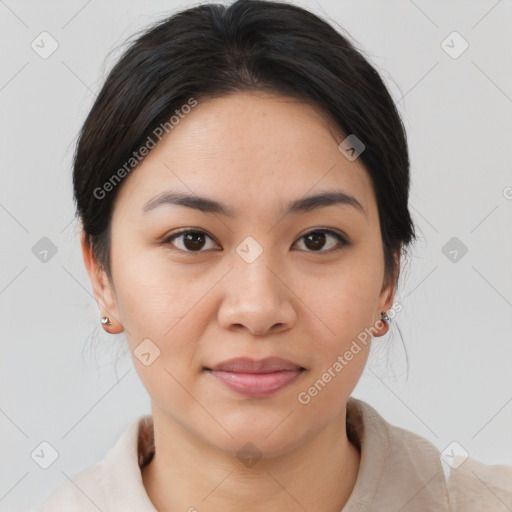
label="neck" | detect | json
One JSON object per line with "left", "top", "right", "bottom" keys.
{"left": 141, "top": 405, "right": 360, "bottom": 512}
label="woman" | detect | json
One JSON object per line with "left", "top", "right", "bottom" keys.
{"left": 35, "top": 0, "right": 512, "bottom": 510}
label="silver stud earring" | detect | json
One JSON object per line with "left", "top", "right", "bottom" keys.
{"left": 380, "top": 311, "right": 391, "bottom": 324}
{"left": 101, "top": 316, "right": 112, "bottom": 326}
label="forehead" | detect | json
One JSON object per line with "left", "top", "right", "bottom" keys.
{"left": 112, "top": 92, "right": 376, "bottom": 222}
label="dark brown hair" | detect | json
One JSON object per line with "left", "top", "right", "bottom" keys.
{"left": 73, "top": 0, "right": 416, "bottom": 289}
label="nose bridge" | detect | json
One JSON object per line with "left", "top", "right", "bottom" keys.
{"left": 232, "top": 234, "right": 280, "bottom": 293}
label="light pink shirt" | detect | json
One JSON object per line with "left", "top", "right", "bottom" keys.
{"left": 35, "top": 397, "right": 512, "bottom": 511}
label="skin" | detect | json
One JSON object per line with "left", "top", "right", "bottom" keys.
{"left": 82, "top": 91, "right": 399, "bottom": 512}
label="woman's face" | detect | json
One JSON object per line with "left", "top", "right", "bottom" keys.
{"left": 83, "top": 91, "right": 396, "bottom": 456}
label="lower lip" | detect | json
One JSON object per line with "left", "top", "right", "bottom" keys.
{"left": 207, "top": 369, "right": 304, "bottom": 398}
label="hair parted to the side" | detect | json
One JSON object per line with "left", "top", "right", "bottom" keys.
{"left": 73, "top": 0, "right": 416, "bottom": 292}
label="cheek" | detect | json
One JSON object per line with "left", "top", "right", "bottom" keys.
{"left": 295, "top": 270, "right": 378, "bottom": 418}
{"left": 111, "top": 253, "right": 220, "bottom": 392}
{"left": 111, "top": 239, "right": 201, "bottom": 335}
{"left": 112, "top": 260, "right": 209, "bottom": 413}
{"left": 307, "top": 254, "right": 384, "bottom": 344}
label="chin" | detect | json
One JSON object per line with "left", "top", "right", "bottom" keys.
{"left": 203, "top": 417, "right": 314, "bottom": 460}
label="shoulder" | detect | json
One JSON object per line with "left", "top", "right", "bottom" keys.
{"left": 346, "top": 398, "right": 512, "bottom": 511}
{"left": 34, "top": 414, "right": 154, "bottom": 511}
{"left": 446, "top": 456, "right": 512, "bottom": 511}
{"left": 34, "top": 462, "right": 106, "bottom": 511}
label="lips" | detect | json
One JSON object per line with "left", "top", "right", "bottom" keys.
{"left": 206, "top": 356, "right": 304, "bottom": 373}
{"left": 205, "top": 357, "right": 305, "bottom": 398}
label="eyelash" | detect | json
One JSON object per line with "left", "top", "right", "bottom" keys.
{"left": 162, "top": 228, "right": 349, "bottom": 254}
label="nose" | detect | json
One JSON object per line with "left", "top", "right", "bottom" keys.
{"left": 217, "top": 246, "right": 297, "bottom": 336}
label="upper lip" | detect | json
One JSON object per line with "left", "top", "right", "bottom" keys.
{"left": 206, "top": 357, "right": 304, "bottom": 373}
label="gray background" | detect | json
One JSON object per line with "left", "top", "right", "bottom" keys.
{"left": 1, "top": 0, "right": 511, "bottom": 510}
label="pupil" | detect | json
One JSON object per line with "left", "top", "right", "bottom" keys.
{"left": 185, "top": 232, "right": 204, "bottom": 251}
{"left": 306, "top": 231, "right": 325, "bottom": 250}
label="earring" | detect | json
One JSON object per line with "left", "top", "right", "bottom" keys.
{"left": 377, "top": 311, "right": 390, "bottom": 336}
{"left": 380, "top": 311, "right": 391, "bottom": 324}
{"left": 101, "top": 316, "right": 112, "bottom": 326}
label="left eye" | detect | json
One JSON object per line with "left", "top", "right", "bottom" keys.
{"left": 294, "top": 229, "right": 348, "bottom": 252}
{"left": 163, "top": 230, "right": 220, "bottom": 252}
{"left": 163, "top": 229, "right": 348, "bottom": 253}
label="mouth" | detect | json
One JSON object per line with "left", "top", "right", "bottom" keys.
{"left": 204, "top": 356, "right": 306, "bottom": 398}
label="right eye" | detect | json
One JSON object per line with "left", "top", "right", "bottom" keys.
{"left": 162, "top": 229, "right": 220, "bottom": 253}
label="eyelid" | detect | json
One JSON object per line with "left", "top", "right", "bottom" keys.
{"left": 297, "top": 226, "right": 348, "bottom": 242}
{"left": 295, "top": 227, "right": 349, "bottom": 251}
{"left": 162, "top": 227, "right": 349, "bottom": 253}
{"left": 163, "top": 228, "right": 221, "bottom": 252}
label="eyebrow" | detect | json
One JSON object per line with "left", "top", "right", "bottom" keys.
{"left": 142, "top": 189, "right": 365, "bottom": 217}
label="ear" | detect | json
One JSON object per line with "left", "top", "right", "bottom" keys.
{"left": 377, "top": 248, "right": 401, "bottom": 319}
{"left": 80, "top": 230, "right": 123, "bottom": 334}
